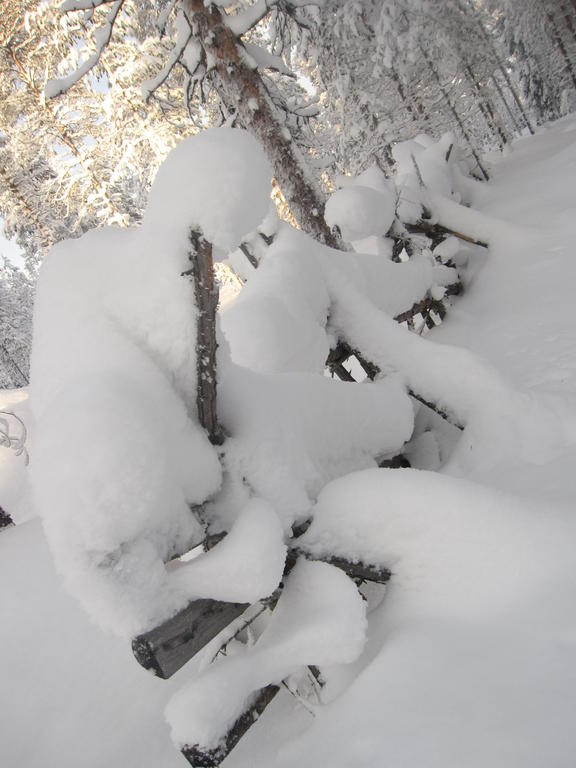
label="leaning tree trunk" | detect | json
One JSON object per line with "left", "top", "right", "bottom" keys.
{"left": 184, "top": 0, "right": 339, "bottom": 248}
{"left": 462, "top": 0, "right": 534, "bottom": 134}
{"left": 547, "top": 8, "right": 576, "bottom": 91}
{"left": 420, "top": 46, "right": 489, "bottom": 181}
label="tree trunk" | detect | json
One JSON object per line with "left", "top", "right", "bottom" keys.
{"left": 184, "top": 0, "right": 339, "bottom": 247}
{"left": 420, "top": 46, "right": 489, "bottom": 180}
{"left": 464, "top": 65, "right": 509, "bottom": 147}
{"left": 547, "top": 9, "right": 576, "bottom": 91}
{"left": 462, "top": 0, "right": 534, "bottom": 134}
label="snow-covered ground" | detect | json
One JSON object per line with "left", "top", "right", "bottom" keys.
{"left": 3, "top": 117, "right": 576, "bottom": 767}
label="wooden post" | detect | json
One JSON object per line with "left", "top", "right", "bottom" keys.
{"left": 186, "top": 229, "right": 225, "bottom": 446}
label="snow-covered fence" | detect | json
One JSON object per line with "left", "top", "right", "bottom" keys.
{"left": 29, "top": 128, "right": 519, "bottom": 767}
{"left": 132, "top": 528, "right": 390, "bottom": 682}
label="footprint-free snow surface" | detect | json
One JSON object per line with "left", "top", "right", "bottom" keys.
{"left": 3, "top": 117, "right": 576, "bottom": 767}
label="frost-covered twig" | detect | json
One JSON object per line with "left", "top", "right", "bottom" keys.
{"left": 142, "top": 11, "right": 196, "bottom": 102}
{"left": 45, "top": 0, "right": 125, "bottom": 98}
{"left": 0, "top": 411, "right": 29, "bottom": 465}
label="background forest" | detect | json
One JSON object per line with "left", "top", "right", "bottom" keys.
{"left": 4, "top": 4, "right": 576, "bottom": 767}
{"left": 2, "top": 0, "right": 576, "bottom": 387}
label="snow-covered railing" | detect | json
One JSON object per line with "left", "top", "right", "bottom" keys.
{"left": 132, "top": 527, "right": 390, "bottom": 682}
{"left": 30, "top": 128, "right": 533, "bottom": 768}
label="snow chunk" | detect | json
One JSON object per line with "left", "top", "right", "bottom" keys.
{"left": 220, "top": 228, "right": 330, "bottom": 373}
{"left": 32, "top": 365, "right": 221, "bottom": 636}
{"left": 353, "top": 252, "right": 458, "bottom": 318}
{"left": 218, "top": 362, "right": 414, "bottom": 526}
{"left": 145, "top": 128, "right": 272, "bottom": 250}
{"left": 166, "top": 558, "right": 366, "bottom": 750}
{"left": 324, "top": 185, "right": 395, "bottom": 241}
{"left": 169, "top": 499, "right": 286, "bottom": 603}
{"left": 301, "top": 468, "right": 576, "bottom": 617}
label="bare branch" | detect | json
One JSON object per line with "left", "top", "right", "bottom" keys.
{"left": 61, "top": 0, "right": 116, "bottom": 12}
{"left": 142, "top": 27, "right": 196, "bottom": 102}
{"left": 45, "top": 0, "right": 125, "bottom": 99}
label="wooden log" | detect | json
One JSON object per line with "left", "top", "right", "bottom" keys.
{"left": 132, "top": 598, "right": 249, "bottom": 679}
{"left": 239, "top": 242, "right": 258, "bottom": 269}
{"left": 295, "top": 550, "right": 392, "bottom": 585}
{"left": 181, "top": 684, "right": 280, "bottom": 767}
{"left": 408, "top": 389, "right": 464, "bottom": 432}
{"left": 330, "top": 362, "right": 356, "bottom": 382}
{"left": 405, "top": 220, "right": 488, "bottom": 249}
{"left": 326, "top": 341, "right": 378, "bottom": 382}
{"left": 394, "top": 295, "right": 449, "bottom": 325}
{"left": 134, "top": 537, "right": 392, "bottom": 679}
{"left": 0, "top": 505, "right": 13, "bottom": 529}
{"left": 379, "top": 454, "right": 411, "bottom": 469}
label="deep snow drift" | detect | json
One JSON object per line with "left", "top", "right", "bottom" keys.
{"left": 2, "top": 117, "right": 576, "bottom": 767}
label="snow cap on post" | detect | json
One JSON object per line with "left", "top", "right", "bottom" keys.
{"left": 325, "top": 185, "right": 395, "bottom": 242}
{"left": 145, "top": 128, "right": 273, "bottom": 249}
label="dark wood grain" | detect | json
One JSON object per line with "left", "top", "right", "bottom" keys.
{"left": 181, "top": 685, "right": 280, "bottom": 767}
{"left": 132, "top": 598, "right": 249, "bottom": 679}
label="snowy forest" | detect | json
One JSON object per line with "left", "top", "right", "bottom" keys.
{"left": 2, "top": 1, "right": 576, "bottom": 767}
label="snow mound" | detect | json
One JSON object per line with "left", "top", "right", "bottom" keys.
{"left": 29, "top": 129, "right": 277, "bottom": 635}
{"left": 170, "top": 499, "right": 286, "bottom": 603}
{"left": 220, "top": 231, "right": 330, "bottom": 373}
{"left": 166, "top": 558, "right": 366, "bottom": 750}
{"left": 145, "top": 128, "right": 272, "bottom": 250}
{"left": 218, "top": 363, "right": 414, "bottom": 526}
{"left": 325, "top": 185, "right": 395, "bottom": 242}
{"left": 353, "top": 252, "right": 458, "bottom": 317}
{"left": 301, "top": 467, "right": 576, "bottom": 617}
{"left": 322, "top": 258, "right": 576, "bottom": 472}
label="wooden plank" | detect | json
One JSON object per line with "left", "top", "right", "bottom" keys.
{"left": 181, "top": 685, "right": 280, "bottom": 768}
{"left": 132, "top": 598, "right": 249, "bottom": 679}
